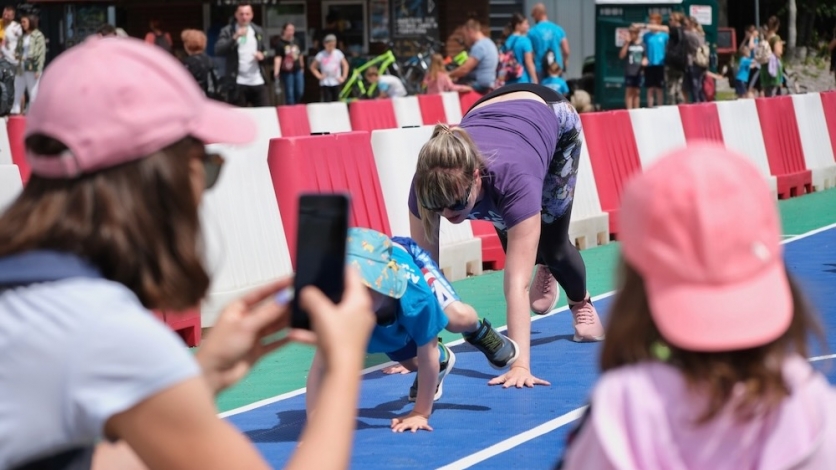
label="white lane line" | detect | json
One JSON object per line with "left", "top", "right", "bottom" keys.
{"left": 220, "top": 222, "right": 836, "bottom": 418}
{"left": 808, "top": 354, "right": 836, "bottom": 363}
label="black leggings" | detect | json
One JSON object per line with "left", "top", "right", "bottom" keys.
{"left": 493, "top": 127, "right": 588, "bottom": 303}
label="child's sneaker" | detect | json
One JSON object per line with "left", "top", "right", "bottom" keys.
{"left": 570, "top": 297, "right": 605, "bottom": 342}
{"left": 530, "top": 264, "right": 560, "bottom": 314}
{"left": 464, "top": 318, "right": 519, "bottom": 369}
{"left": 408, "top": 342, "right": 456, "bottom": 402}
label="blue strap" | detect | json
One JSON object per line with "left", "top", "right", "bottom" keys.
{"left": 0, "top": 250, "right": 102, "bottom": 287}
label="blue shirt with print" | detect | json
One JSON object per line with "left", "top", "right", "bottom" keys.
{"left": 736, "top": 56, "right": 753, "bottom": 82}
{"left": 541, "top": 76, "right": 569, "bottom": 95}
{"left": 365, "top": 247, "right": 448, "bottom": 354}
{"left": 643, "top": 31, "right": 669, "bottom": 66}
{"left": 529, "top": 20, "right": 566, "bottom": 74}
{"left": 505, "top": 34, "right": 534, "bottom": 84}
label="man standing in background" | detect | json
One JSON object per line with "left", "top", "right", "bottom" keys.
{"left": 529, "top": 3, "right": 570, "bottom": 80}
{"left": 215, "top": 3, "right": 269, "bottom": 107}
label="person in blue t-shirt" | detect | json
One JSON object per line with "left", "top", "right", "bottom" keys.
{"left": 529, "top": 3, "right": 569, "bottom": 80}
{"left": 735, "top": 45, "right": 756, "bottom": 98}
{"left": 541, "top": 60, "right": 569, "bottom": 95}
{"left": 638, "top": 13, "right": 669, "bottom": 107}
{"left": 305, "top": 228, "right": 518, "bottom": 433}
{"left": 503, "top": 13, "right": 538, "bottom": 84}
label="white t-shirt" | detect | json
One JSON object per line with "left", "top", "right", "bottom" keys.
{"left": 378, "top": 75, "right": 407, "bottom": 97}
{"left": 314, "top": 49, "right": 345, "bottom": 86}
{"left": 2, "top": 21, "right": 21, "bottom": 65}
{"left": 0, "top": 278, "right": 200, "bottom": 468}
{"left": 236, "top": 25, "right": 264, "bottom": 86}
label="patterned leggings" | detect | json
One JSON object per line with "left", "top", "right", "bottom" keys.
{"left": 493, "top": 101, "right": 588, "bottom": 302}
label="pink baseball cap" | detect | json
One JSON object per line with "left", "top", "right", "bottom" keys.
{"left": 25, "top": 36, "right": 256, "bottom": 178}
{"left": 619, "top": 142, "right": 792, "bottom": 352}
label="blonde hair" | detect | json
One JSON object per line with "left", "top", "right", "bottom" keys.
{"left": 427, "top": 53, "right": 445, "bottom": 82}
{"left": 181, "top": 29, "right": 207, "bottom": 55}
{"left": 414, "top": 123, "right": 485, "bottom": 243}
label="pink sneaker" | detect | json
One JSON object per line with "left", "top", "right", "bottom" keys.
{"left": 529, "top": 264, "right": 559, "bottom": 314}
{"left": 570, "top": 297, "right": 605, "bottom": 342}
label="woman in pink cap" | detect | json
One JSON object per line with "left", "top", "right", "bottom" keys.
{"left": 560, "top": 142, "right": 836, "bottom": 469}
{"left": 0, "top": 37, "right": 375, "bottom": 470}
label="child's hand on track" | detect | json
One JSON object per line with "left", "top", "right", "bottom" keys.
{"left": 488, "top": 365, "right": 550, "bottom": 388}
{"left": 391, "top": 412, "right": 433, "bottom": 433}
{"left": 382, "top": 364, "right": 410, "bottom": 375}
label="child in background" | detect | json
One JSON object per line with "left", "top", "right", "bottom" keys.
{"left": 310, "top": 34, "right": 348, "bottom": 102}
{"left": 306, "top": 228, "right": 518, "bottom": 433}
{"left": 559, "top": 142, "right": 836, "bottom": 469}
{"left": 541, "top": 60, "right": 569, "bottom": 96}
{"left": 619, "top": 25, "right": 646, "bottom": 109}
{"left": 735, "top": 45, "right": 755, "bottom": 98}
{"left": 364, "top": 66, "right": 408, "bottom": 98}
{"left": 423, "top": 53, "right": 472, "bottom": 94}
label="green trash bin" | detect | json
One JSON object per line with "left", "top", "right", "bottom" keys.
{"left": 594, "top": 0, "right": 719, "bottom": 110}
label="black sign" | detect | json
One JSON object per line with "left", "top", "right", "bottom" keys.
{"left": 391, "top": 0, "right": 438, "bottom": 39}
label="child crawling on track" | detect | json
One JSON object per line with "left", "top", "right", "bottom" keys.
{"left": 305, "top": 228, "right": 518, "bottom": 432}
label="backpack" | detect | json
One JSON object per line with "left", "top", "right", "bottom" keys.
{"left": 495, "top": 36, "right": 523, "bottom": 88}
{"left": 694, "top": 43, "right": 710, "bottom": 68}
{"left": 754, "top": 39, "right": 773, "bottom": 65}
{"left": 665, "top": 28, "right": 688, "bottom": 71}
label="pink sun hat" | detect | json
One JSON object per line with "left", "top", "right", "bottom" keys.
{"left": 25, "top": 36, "right": 256, "bottom": 178}
{"left": 619, "top": 142, "right": 792, "bottom": 352}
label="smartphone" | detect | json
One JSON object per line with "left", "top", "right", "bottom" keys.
{"left": 290, "top": 194, "right": 351, "bottom": 330}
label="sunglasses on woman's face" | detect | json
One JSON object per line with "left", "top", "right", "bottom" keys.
{"left": 422, "top": 184, "right": 472, "bottom": 213}
{"left": 202, "top": 152, "right": 225, "bottom": 190}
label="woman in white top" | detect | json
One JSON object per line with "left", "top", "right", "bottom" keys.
{"left": 11, "top": 13, "right": 44, "bottom": 114}
{"left": 0, "top": 36, "right": 375, "bottom": 470}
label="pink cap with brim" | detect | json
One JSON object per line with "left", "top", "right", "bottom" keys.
{"left": 619, "top": 142, "right": 792, "bottom": 352}
{"left": 25, "top": 36, "right": 256, "bottom": 178}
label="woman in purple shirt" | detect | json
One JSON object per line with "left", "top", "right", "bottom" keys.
{"left": 408, "top": 83, "right": 604, "bottom": 388}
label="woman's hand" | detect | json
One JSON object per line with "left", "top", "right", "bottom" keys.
{"left": 488, "top": 365, "right": 551, "bottom": 389}
{"left": 195, "top": 278, "right": 298, "bottom": 395}
{"left": 391, "top": 412, "right": 433, "bottom": 433}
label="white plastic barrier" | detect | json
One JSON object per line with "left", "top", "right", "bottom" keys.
{"left": 306, "top": 102, "right": 352, "bottom": 134}
{"left": 370, "top": 126, "right": 482, "bottom": 281}
{"left": 441, "top": 92, "right": 463, "bottom": 125}
{"left": 200, "top": 107, "right": 292, "bottom": 326}
{"left": 629, "top": 106, "right": 687, "bottom": 169}
{"left": 0, "top": 164, "right": 22, "bottom": 212}
{"left": 0, "top": 123, "right": 13, "bottom": 165}
{"left": 792, "top": 93, "right": 836, "bottom": 191}
{"left": 571, "top": 129, "right": 610, "bottom": 250}
{"left": 392, "top": 96, "right": 424, "bottom": 128}
{"left": 715, "top": 100, "right": 779, "bottom": 199}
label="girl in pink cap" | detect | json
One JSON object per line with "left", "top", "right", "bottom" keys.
{"left": 560, "top": 142, "right": 836, "bottom": 469}
{"left": 0, "top": 36, "right": 375, "bottom": 470}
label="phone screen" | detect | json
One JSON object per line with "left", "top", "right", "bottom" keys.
{"left": 291, "top": 194, "right": 350, "bottom": 330}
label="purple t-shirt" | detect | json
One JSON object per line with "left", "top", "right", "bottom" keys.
{"left": 408, "top": 99, "right": 558, "bottom": 230}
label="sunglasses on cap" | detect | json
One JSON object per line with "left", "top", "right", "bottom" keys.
{"left": 201, "top": 150, "right": 225, "bottom": 190}
{"left": 421, "top": 183, "right": 472, "bottom": 213}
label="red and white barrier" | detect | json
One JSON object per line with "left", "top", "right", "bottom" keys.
{"left": 441, "top": 92, "right": 463, "bottom": 125}
{"left": 392, "top": 96, "right": 424, "bottom": 128}
{"left": 307, "top": 102, "right": 352, "bottom": 134}
{"left": 791, "top": 94, "right": 836, "bottom": 191}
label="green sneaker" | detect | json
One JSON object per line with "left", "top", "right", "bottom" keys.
{"left": 408, "top": 342, "right": 456, "bottom": 402}
{"left": 464, "top": 318, "right": 519, "bottom": 370}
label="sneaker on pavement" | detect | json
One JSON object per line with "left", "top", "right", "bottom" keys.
{"left": 408, "top": 342, "right": 456, "bottom": 402}
{"left": 464, "top": 318, "right": 519, "bottom": 370}
{"left": 570, "top": 297, "right": 605, "bottom": 342}
{"left": 530, "top": 264, "right": 559, "bottom": 314}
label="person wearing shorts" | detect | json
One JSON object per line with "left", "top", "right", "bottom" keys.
{"left": 305, "top": 228, "right": 517, "bottom": 433}
{"left": 409, "top": 83, "right": 605, "bottom": 391}
{"left": 620, "top": 26, "right": 645, "bottom": 109}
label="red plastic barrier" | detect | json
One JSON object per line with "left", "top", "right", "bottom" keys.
{"left": 276, "top": 104, "right": 311, "bottom": 137}
{"left": 348, "top": 99, "right": 397, "bottom": 132}
{"left": 470, "top": 220, "right": 505, "bottom": 271}
{"left": 268, "top": 132, "right": 391, "bottom": 266}
{"left": 418, "top": 94, "right": 447, "bottom": 125}
{"left": 152, "top": 308, "right": 201, "bottom": 347}
{"left": 820, "top": 91, "right": 836, "bottom": 160}
{"left": 580, "top": 111, "right": 643, "bottom": 237}
{"left": 7, "top": 116, "right": 28, "bottom": 183}
{"left": 459, "top": 91, "right": 484, "bottom": 116}
{"left": 678, "top": 103, "right": 724, "bottom": 144}
{"left": 755, "top": 96, "right": 812, "bottom": 198}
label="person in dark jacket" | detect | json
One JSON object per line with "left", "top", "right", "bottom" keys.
{"left": 213, "top": 3, "right": 270, "bottom": 107}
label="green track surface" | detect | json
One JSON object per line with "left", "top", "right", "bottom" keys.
{"left": 215, "top": 189, "right": 836, "bottom": 413}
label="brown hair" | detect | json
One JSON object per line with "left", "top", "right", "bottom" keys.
{"left": 0, "top": 135, "right": 211, "bottom": 311}
{"left": 414, "top": 123, "right": 485, "bottom": 243}
{"left": 427, "top": 53, "right": 446, "bottom": 82}
{"left": 181, "top": 29, "right": 207, "bottom": 55}
{"left": 600, "top": 260, "right": 825, "bottom": 424}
